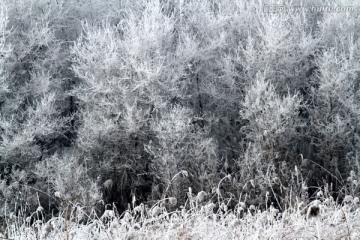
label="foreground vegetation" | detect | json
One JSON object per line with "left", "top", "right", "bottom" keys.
{"left": 3, "top": 187, "right": 360, "bottom": 240}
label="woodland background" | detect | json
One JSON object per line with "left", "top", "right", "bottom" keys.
{"left": 0, "top": 0, "right": 359, "bottom": 227}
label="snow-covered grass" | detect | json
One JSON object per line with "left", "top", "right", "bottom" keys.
{"left": 3, "top": 190, "right": 360, "bottom": 240}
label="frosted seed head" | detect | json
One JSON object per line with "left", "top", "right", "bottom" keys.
{"left": 196, "top": 191, "right": 207, "bottom": 202}
{"left": 151, "top": 206, "right": 162, "bottom": 217}
{"left": 208, "top": 202, "right": 216, "bottom": 209}
{"left": 347, "top": 176, "right": 353, "bottom": 183}
{"left": 301, "top": 158, "right": 308, "bottom": 168}
{"left": 101, "top": 210, "right": 115, "bottom": 220}
{"left": 133, "top": 205, "right": 143, "bottom": 214}
{"left": 215, "top": 188, "right": 221, "bottom": 195}
{"left": 103, "top": 179, "right": 114, "bottom": 190}
{"left": 316, "top": 191, "right": 323, "bottom": 198}
{"left": 220, "top": 202, "right": 227, "bottom": 211}
{"left": 323, "top": 198, "right": 331, "bottom": 206}
{"left": 239, "top": 202, "right": 246, "bottom": 209}
{"left": 37, "top": 206, "right": 44, "bottom": 212}
{"left": 342, "top": 205, "right": 351, "bottom": 212}
{"left": 181, "top": 170, "right": 188, "bottom": 177}
{"left": 353, "top": 197, "right": 359, "bottom": 204}
{"left": 168, "top": 197, "right": 177, "bottom": 206}
{"left": 343, "top": 195, "right": 353, "bottom": 204}
{"left": 54, "top": 191, "right": 62, "bottom": 198}
{"left": 263, "top": 130, "right": 268, "bottom": 137}
{"left": 237, "top": 206, "right": 244, "bottom": 214}
{"left": 205, "top": 202, "right": 216, "bottom": 214}
{"left": 50, "top": 220, "right": 56, "bottom": 228}
{"left": 271, "top": 208, "right": 279, "bottom": 216}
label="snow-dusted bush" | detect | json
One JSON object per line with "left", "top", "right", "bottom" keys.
{"left": 35, "top": 152, "right": 102, "bottom": 209}
{"left": 238, "top": 72, "right": 303, "bottom": 207}
{"left": 305, "top": 2, "right": 360, "bottom": 190}
{"left": 0, "top": 0, "right": 75, "bottom": 221}
{"left": 145, "top": 106, "right": 217, "bottom": 203}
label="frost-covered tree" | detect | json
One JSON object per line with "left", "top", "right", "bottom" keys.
{"left": 309, "top": 45, "right": 360, "bottom": 188}
{"left": 299, "top": 5, "right": 360, "bottom": 191}
{"left": 240, "top": 72, "right": 302, "bottom": 162}
{"left": 238, "top": 71, "right": 303, "bottom": 207}
{"left": 70, "top": 1, "right": 182, "bottom": 208}
{"left": 145, "top": 106, "right": 217, "bottom": 203}
{"left": 0, "top": 0, "right": 77, "bottom": 215}
{"left": 0, "top": 0, "right": 74, "bottom": 162}
{"left": 0, "top": 3, "right": 11, "bottom": 100}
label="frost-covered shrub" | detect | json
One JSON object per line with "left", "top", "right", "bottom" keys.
{"left": 238, "top": 72, "right": 303, "bottom": 207}
{"left": 306, "top": 5, "right": 360, "bottom": 189}
{"left": 35, "top": 152, "right": 102, "bottom": 208}
{"left": 145, "top": 106, "right": 217, "bottom": 203}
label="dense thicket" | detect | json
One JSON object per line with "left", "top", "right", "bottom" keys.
{"left": 0, "top": 0, "right": 359, "bottom": 222}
